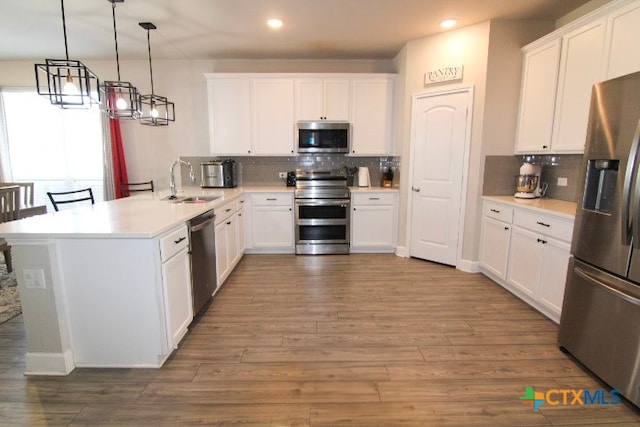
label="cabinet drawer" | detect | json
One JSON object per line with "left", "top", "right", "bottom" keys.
{"left": 352, "top": 192, "right": 395, "bottom": 205}
{"left": 251, "top": 192, "right": 293, "bottom": 206}
{"left": 513, "top": 208, "right": 573, "bottom": 241}
{"left": 483, "top": 202, "right": 513, "bottom": 223}
{"left": 215, "top": 200, "right": 236, "bottom": 225}
{"left": 160, "top": 225, "right": 189, "bottom": 262}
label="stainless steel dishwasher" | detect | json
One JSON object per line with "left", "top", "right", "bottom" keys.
{"left": 188, "top": 209, "right": 217, "bottom": 316}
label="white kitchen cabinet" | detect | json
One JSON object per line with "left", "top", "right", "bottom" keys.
{"left": 161, "top": 236, "right": 193, "bottom": 349}
{"left": 58, "top": 224, "right": 194, "bottom": 368}
{"left": 350, "top": 191, "right": 398, "bottom": 253}
{"left": 551, "top": 18, "right": 607, "bottom": 153}
{"left": 514, "top": 39, "right": 561, "bottom": 154}
{"left": 479, "top": 202, "right": 513, "bottom": 281}
{"left": 295, "top": 78, "right": 350, "bottom": 121}
{"left": 350, "top": 78, "right": 394, "bottom": 156}
{"left": 515, "top": 0, "right": 640, "bottom": 154}
{"left": 214, "top": 198, "right": 245, "bottom": 287}
{"left": 479, "top": 198, "right": 574, "bottom": 323}
{"left": 253, "top": 79, "right": 296, "bottom": 155}
{"left": 246, "top": 192, "right": 294, "bottom": 253}
{"left": 605, "top": 0, "right": 640, "bottom": 79}
{"left": 207, "top": 76, "right": 252, "bottom": 155}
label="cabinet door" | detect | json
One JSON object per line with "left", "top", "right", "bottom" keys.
{"left": 215, "top": 221, "right": 230, "bottom": 287}
{"left": 237, "top": 208, "right": 246, "bottom": 255}
{"left": 479, "top": 217, "right": 512, "bottom": 280}
{"left": 253, "top": 79, "right": 295, "bottom": 155}
{"left": 251, "top": 205, "right": 294, "bottom": 248}
{"left": 552, "top": 19, "right": 606, "bottom": 153}
{"left": 162, "top": 247, "right": 193, "bottom": 348}
{"left": 538, "top": 237, "right": 571, "bottom": 318}
{"left": 515, "top": 39, "right": 561, "bottom": 154}
{"left": 208, "top": 77, "right": 252, "bottom": 155}
{"left": 507, "top": 226, "right": 543, "bottom": 299}
{"left": 226, "top": 213, "right": 240, "bottom": 268}
{"left": 351, "top": 205, "right": 394, "bottom": 248}
{"left": 323, "top": 79, "right": 350, "bottom": 120}
{"left": 605, "top": 0, "right": 640, "bottom": 79}
{"left": 350, "top": 79, "right": 393, "bottom": 155}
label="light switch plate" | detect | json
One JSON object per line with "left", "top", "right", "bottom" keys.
{"left": 23, "top": 269, "right": 46, "bottom": 289}
{"left": 557, "top": 177, "right": 568, "bottom": 187}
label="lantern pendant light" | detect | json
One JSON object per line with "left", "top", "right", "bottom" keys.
{"left": 34, "top": 0, "right": 100, "bottom": 108}
{"left": 138, "top": 22, "right": 175, "bottom": 126}
{"left": 100, "top": 0, "right": 140, "bottom": 119}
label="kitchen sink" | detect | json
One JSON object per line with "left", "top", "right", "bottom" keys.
{"left": 166, "top": 195, "right": 221, "bottom": 203}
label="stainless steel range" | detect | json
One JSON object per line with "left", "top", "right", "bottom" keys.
{"left": 294, "top": 168, "right": 350, "bottom": 255}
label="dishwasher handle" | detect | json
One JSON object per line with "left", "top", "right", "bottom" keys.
{"left": 189, "top": 210, "right": 216, "bottom": 232}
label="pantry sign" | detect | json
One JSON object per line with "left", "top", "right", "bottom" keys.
{"left": 424, "top": 65, "right": 463, "bottom": 86}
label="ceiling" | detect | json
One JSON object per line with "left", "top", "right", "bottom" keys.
{"left": 0, "top": 0, "right": 593, "bottom": 61}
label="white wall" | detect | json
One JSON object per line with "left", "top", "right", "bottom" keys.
{"left": 393, "top": 20, "right": 554, "bottom": 265}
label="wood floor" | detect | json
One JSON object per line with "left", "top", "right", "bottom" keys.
{"left": 1, "top": 254, "right": 639, "bottom": 426}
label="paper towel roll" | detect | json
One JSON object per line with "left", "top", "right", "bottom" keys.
{"left": 358, "top": 167, "right": 370, "bottom": 187}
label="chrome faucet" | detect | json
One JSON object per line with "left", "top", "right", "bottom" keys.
{"left": 169, "top": 159, "right": 196, "bottom": 199}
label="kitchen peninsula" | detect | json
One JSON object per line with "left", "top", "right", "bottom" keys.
{"left": 0, "top": 187, "right": 246, "bottom": 375}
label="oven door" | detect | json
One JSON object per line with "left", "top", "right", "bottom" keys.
{"left": 295, "top": 199, "right": 350, "bottom": 244}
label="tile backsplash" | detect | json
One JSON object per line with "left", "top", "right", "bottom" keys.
{"left": 483, "top": 154, "right": 583, "bottom": 202}
{"left": 180, "top": 155, "right": 401, "bottom": 188}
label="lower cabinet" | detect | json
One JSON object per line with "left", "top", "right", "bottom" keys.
{"left": 160, "top": 226, "right": 193, "bottom": 349}
{"left": 215, "top": 197, "right": 245, "bottom": 288}
{"left": 350, "top": 191, "right": 398, "bottom": 252}
{"left": 245, "top": 192, "right": 294, "bottom": 253}
{"left": 479, "top": 199, "right": 574, "bottom": 323}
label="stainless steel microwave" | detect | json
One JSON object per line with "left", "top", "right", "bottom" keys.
{"left": 297, "top": 121, "right": 350, "bottom": 154}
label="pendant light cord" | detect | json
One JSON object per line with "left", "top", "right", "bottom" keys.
{"left": 60, "top": 0, "right": 70, "bottom": 60}
{"left": 146, "top": 29, "right": 155, "bottom": 96}
{"left": 111, "top": 2, "right": 121, "bottom": 81}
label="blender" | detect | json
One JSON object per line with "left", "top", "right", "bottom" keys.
{"left": 515, "top": 162, "right": 542, "bottom": 198}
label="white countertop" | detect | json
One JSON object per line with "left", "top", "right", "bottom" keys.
{"left": 483, "top": 195, "right": 578, "bottom": 220}
{"left": 0, "top": 185, "right": 399, "bottom": 240}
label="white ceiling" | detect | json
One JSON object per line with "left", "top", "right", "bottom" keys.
{"left": 0, "top": 0, "right": 593, "bottom": 61}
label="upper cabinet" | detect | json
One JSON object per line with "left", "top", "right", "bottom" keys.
{"left": 605, "top": 0, "right": 640, "bottom": 79}
{"left": 295, "top": 78, "right": 350, "bottom": 121}
{"left": 515, "top": 0, "right": 640, "bottom": 155}
{"left": 207, "top": 77, "right": 252, "bottom": 155}
{"left": 206, "top": 73, "right": 396, "bottom": 157}
{"left": 253, "top": 79, "right": 296, "bottom": 155}
{"left": 350, "top": 78, "right": 395, "bottom": 156}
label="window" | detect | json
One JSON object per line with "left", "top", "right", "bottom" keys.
{"left": 1, "top": 89, "right": 104, "bottom": 209}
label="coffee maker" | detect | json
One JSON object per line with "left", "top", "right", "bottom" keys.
{"left": 515, "top": 162, "right": 542, "bottom": 198}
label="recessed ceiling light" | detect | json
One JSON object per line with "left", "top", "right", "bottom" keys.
{"left": 440, "top": 18, "right": 457, "bottom": 29}
{"left": 267, "top": 18, "right": 283, "bottom": 29}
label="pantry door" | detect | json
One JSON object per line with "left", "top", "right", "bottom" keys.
{"left": 409, "top": 87, "right": 472, "bottom": 266}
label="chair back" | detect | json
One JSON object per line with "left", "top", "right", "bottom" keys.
{"left": 0, "top": 186, "right": 21, "bottom": 222}
{"left": 47, "top": 188, "right": 95, "bottom": 212}
{"left": 0, "top": 182, "right": 34, "bottom": 208}
{"left": 120, "top": 180, "right": 154, "bottom": 197}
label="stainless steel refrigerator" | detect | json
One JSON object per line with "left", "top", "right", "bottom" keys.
{"left": 559, "top": 70, "right": 640, "bottom": 408}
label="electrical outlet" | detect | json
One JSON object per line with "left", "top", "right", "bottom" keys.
{"left": 23, "top": 268, "right": 46, "bottom": 289}
{"left": 557, "top": 177, "right": 568, "bottom": 187}
{"left": 278, "top": 172, "right": 287, "bottom": 179}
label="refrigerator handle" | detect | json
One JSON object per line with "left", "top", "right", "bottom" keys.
{"left": 574, "top": 266, "right": 640, "bottom": 307}
{"left": 622, "top": 119, "right": 640, "bottom": 246}
{"left": 623, "top": 120, "right": 640, "bottom": 248}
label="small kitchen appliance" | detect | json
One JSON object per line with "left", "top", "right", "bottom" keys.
{"left": 201, "top": 160, "right": 237, "bottom": 188}
{"left": 297, "top": 121, "right": 350, "bottom": 154}
{"left": 514, "top": 162, "right": 542, "bottom": 198}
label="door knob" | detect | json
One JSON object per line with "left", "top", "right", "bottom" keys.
{"left": 412, "top": 186, "right": 421, "bottom": 192}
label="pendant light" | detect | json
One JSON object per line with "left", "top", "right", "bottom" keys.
{"left": 100, "top": 0, "right": 140, "bottom": 119}
{"left": 34, "top": 0, "right": 100, "bottom": 108}
{"left": 138, "top": 22, "right": 175, "bottom": 126}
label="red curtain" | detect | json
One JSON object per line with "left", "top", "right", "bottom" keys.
{"left": 109, "top": 118, "right": 128, "bottom": 199}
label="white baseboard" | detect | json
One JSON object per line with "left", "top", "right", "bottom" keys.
{"left": 395, "top": 246, "right": 409, "bottom": 257}
{"left": 457, "top": 259, "right": 480, "bottom": 273}
{"left": 24, "top": 349, "right": 75, "bottom": 376}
